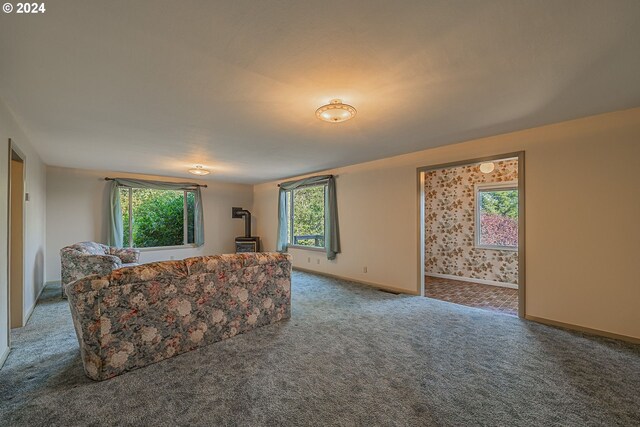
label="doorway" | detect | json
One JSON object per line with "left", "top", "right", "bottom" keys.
{"left": 418, "top": 152, "right": 525, "bottom": 317}
{"left": 8, "top": 140, "right": 25, "bottom": 328}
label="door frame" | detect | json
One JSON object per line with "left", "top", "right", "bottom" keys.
{"left": 416, "top": 151, "right": 526, "bottom": 317}
{"left": 7, "top": 139, "right": 26, "bottom": 332}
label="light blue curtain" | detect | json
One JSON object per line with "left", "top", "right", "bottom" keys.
{"left": 108, "top": 178, "right": 205, "bottom": 248}
{"left": 276, "top": 175, "right": 340, "bottom": 260}
{"left": 109, "top": 182, "right": 124, "bottom": 247}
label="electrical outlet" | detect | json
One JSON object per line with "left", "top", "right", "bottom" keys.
{"left": 316, "top": 258, "right": 320, "bottom": 265}
{"left": 307, "top": 257, "right": 311, "bottom": 263}
{"left": 363, "top": 266, "right": 368, "bottom": 273}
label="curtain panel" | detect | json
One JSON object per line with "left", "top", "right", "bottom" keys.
{"left": 276, "top": 175, "right": 340, "bottom": 260}
{"left": 108, "top": 178, "right": 205, "bottom": 248}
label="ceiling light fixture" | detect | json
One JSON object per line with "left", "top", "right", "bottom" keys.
{"left": 479, "top": 162, "right": 495, "bottom": 174}
{"left": 188, "top": 165, "right": 210, "bottom": 176}
{"left": 315, "top": 99, "right": 357, "bottom": 123}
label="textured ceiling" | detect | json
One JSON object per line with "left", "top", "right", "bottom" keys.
{"left": 1, "top": 0, "right": 639, "bottom": 183}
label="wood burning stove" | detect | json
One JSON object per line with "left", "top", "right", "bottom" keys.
{"left": 232, "top": 207, "right": 260, "bottom": 252}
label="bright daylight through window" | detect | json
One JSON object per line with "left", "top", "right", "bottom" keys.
{"left": 120, "top": 187, "right": 195, "bottom": 248}
{"left": 476, "top": 183, "right": 518, "bottom": 250}
{"left": 287, "top": 185, "right": 326, "bottom": 248}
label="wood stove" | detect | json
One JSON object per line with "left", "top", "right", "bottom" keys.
{"left": 232, "top": 207, "right": 260, "bottom": 252}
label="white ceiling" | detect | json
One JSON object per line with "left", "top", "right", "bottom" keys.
{"left": 1, "top": 0, "right": 639, "bottom": 183}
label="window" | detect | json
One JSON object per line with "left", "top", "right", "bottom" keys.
{"left": 286, "top": 184, "right": 326, "bottom": 249}
{"left": 119, "top": 187, "right": 196, "bottom": 248}
{"left": 475, "top": 182, "right": 518, "bottom": 250}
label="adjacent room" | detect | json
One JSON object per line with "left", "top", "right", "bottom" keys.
{"left": 423, "top": 157, "right": 521, "bottom": 316}
{"left": 1, "top": 1, "right": 639, "bottom": 426}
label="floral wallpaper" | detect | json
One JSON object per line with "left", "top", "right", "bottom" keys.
{"left": 424, "top": 159, "right": 519, "bottom": 285}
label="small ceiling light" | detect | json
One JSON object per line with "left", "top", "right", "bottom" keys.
{"left": 479, "top": 162, "right": 495, "bottom": 174}
{"left": 315, "top": 99, "right": 357, "bottom": 123}
{"left": 188, "top": 165, "right": 210, "bottom": 176}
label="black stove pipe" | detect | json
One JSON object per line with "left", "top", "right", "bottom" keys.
{"left": 232, "top": 207, "right": 252, "bottom": 238}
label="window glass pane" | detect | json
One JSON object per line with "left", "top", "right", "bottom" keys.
{"left": 291, "top": 186, "right": 325, "bottom": 248}
{"left": 130, "top": 188, "right": 185, "bottom": 248}
{"left": 186, "top": 191, "right": 195, "bottom": 244}
{"left": 479, "top": 189, "right": 518, "bottom": 247}
{"left": 119, "top": 188, "right": 130, "bottom": 247}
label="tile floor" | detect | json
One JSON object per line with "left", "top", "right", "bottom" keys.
{"left": 424, "top": 276, "right": 518, "bottom": 316}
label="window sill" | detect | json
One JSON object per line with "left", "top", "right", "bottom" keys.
{"left": 288, "top": 245, "right": 325, "bottom": 252}
{"left": 134, "top": 244, "right": 200, "bottom": 252}
{"left": 475, "top": 245, "right": 518, "bottom": 252}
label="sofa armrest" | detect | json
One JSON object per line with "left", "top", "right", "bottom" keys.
{"left": 61, "top": 249, "right": 123, "bottom": 286}
{"left": 109, "top": 247, "right": 141, "bottom": 264}
{"left": 65, "top": 274, "right": 108, "bottom": 380}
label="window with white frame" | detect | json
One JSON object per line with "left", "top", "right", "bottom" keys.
{"left": 475, "top": 182, "right": 518, "bottom": 250}
{"left": 119, "top": 187, "right": 196, "bottom": 248}
{"left": 286, "top": 184, "right": 326, "bottom": 249}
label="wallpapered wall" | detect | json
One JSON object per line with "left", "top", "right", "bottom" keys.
{"left": 424, "top": 159, "right": 519, "bottom": 285}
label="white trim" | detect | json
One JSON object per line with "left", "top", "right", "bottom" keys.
{"left": 426, "top": 272, "right": 518, "bottom": 289}
{"left": 0, "top": 346, "right": 9, "bottom": 369}
{"left": 475, "top": 181, "right": 518, "bottom": 191}
{"left": 474, "top": 181, "right": 519, "bottom": 250}
{"left": 294, "top": 267, "right": 420, "bottom": 296}
{"left": 286, "top": 183, "right": 328, "bottom": 249}
{"left": 120, "top": 186, "right": 199, "bottom": 250}
{"left": 21, "top": 281, "right": 47, "bottom": 326}
{"left": 289, "top": 245, "right": 325, "bottom": 252}
{"left": 137, "top": 244, "right": 197, "bottom": 252}
{"left": 476, "top": 245, "right": 518, "bottom": 252}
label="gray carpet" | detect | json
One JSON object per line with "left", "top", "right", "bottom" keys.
{"left": 1, "top": 271, "right": 639, "bottom": 426}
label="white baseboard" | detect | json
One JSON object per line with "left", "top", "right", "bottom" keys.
{"left": 22, "top": 282, "right": 47, "bottom": 326}
{"left": 0, "top": 345, "right": 9, "bottom": 370}
{"left": 426, "top": 272, "right": 518, "bottom": 289}
{"left": 294, "top": 267, "right": 420, "bottom": 296}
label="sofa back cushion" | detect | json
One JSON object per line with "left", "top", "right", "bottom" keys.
{"left": 184, "top": 252, "right": 290, "bottom": 275}
{"left": 185, "top": 257, "right": 292, "bottom": 332}
{"left": 69, "top": 242, "right": 109, "bottom": 256}
{"left": 109, "top": 260, "right": 188, "bottom": 287}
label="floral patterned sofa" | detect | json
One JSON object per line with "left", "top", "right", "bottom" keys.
{"left": 60, "top": 242, "right": 141, "bottom": 297}
{"left": 65, "top": 252, "right": 292, "bottom": 381}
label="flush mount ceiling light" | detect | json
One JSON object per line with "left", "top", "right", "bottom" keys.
{"left": 479, "top": 162, "right": 495, "bottom": 174}
{"left": 188, "top": 165, "right": 210, "bottom": 176}
{"left": 315, "top": 99, "right": 357, "bottom": 123}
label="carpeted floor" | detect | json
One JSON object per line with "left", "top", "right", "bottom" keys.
{"left": 1, "top": 271, "right": 639, "bottom": 426}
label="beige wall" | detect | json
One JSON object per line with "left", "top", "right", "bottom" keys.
{"left": 45, "top": 167, "right": 254, "bottom": 282}
{"left": 0, "top": 96, "right": 47, "bottom": 366}
{"left": 254, "top": 108, "right": 640, "bottom": 339}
